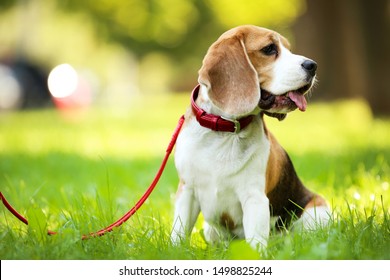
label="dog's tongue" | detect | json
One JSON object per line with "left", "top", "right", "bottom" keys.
{"left": 288, "top": 91, "right": 307, "bottom": 112}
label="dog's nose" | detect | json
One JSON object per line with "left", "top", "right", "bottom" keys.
{"left": 301, "top": 60, "right": 317, "bottom": 77}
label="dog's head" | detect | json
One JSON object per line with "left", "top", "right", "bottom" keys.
{"left": 198, "top": 25, "right": 317, "bottom": 120}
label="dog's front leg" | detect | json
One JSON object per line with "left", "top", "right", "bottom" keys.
{"left": 240, "top": 191, "right": 270, "bottom": 250}
{"left": 171, "top": 183, "right": 200, "bottom": 244}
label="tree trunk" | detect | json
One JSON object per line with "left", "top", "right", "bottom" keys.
{"left": 292, "top": 0, "right": 390, "bottom": 116}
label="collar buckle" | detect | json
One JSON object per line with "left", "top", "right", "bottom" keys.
{"left": 221, "top": 116, "right": 241, "bottom": 133}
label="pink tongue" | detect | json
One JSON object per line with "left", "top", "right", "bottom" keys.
{"left": 288, "top": 92, "right": 307, "bottom": 112}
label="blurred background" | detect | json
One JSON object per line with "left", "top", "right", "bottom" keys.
{"left": 0, "top": 2, "right": 389, "bottom": 260}
{"left": 0, "top": 0, "right": 389, "bottom": 115}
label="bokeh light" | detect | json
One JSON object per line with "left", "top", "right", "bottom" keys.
{"left": 0, "top": 64, "right": 23, "bottom": 110}
{"left": 48, "top": 63, "right": 92, "bottom": 110}
{"left": 48, "top": 64, "right": 78, "bottom": 99}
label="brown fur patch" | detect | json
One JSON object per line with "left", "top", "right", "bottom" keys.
{"left": 265, "top": 131, "right": 285, "bottom": 194}
{"left": 279, "top": 35, "right": 291, "bottom": 50}
{"left": 305, "top": 195, "right": 328, "bottom": 209}
{"left": 198, "top": 34, "right": 259, "bottom": 116}
{"left": 220, "top": 212, "right": 236, "bottom": 230}
{"left": 264, "top": 126, "right": 315, "bottom": 227}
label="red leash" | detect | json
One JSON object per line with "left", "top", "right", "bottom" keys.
{"left": 0, "top": 115, "right": 185, "bottom": 240}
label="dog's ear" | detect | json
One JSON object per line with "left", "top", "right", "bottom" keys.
{"left": 198, "top": 35, "right": 260, "bottom": 116}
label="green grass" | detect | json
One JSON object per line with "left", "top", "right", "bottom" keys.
{"left": 0, "top": 95, "right": 389, "bottom": 260}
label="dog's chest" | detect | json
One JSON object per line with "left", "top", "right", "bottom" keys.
{"left": 175, "top": 117, "right": 270, "bottom": 224}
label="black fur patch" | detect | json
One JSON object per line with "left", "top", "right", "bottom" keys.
{"left": 267, "top": 151, "right": 313, "bottom": 229}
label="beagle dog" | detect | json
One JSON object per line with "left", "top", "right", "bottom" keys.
{"left": 171, "top": 25, "right": 330, "bottom": 250}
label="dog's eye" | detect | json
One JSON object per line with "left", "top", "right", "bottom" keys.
{"left": 261, "top": 44, "right": 278, "bottom": 56}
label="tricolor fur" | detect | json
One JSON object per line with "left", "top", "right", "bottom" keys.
{"left": 171, "top": 25, "right": 330, "bottom": 250}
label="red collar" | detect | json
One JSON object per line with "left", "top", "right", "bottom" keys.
{"left": 191, "top": 85, "right": 254, "bottom": 133}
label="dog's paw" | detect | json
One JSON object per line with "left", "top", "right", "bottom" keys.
{"left": 294, "top": 205, "right": 331, "bottom": 230}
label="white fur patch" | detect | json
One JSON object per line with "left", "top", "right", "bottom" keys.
{"left": 295, "top": 206, "right": 331, "bottom": 230}
{"left": 172, "top": 109, "right": 271, "bottom": 249}
{"left": 267, "top": 45, "right": 310, "bottom": 95}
